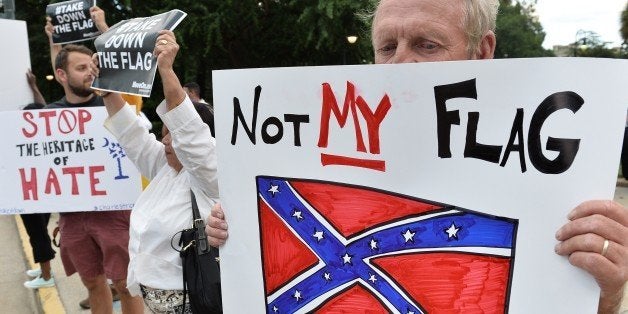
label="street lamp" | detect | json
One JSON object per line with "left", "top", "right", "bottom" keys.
{"left": 573, "top": 29, "right": 591, "bottom": 57}
{"left": 344, "top": 35, "right": 358, "bottom": 64}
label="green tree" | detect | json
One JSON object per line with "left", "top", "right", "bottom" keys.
{"left": 620, "top": 2, "right": 628, "bottom": 58}
{"left": 15, "top": 1, "right": 373, "bottom": 117}
{"left": 495, "top": 0, "right": 554, "bottom": 58}
{"left": 622, "top": 2, "right": 628, "bottom": 42}
{"left": 574, "top": 31, "right": 618, "bottom": 58}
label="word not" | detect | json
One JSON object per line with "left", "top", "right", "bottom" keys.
{"left": 231, "top": 86, "right": 310, "bottom": 146}
{"left": 19, "top": 166, "right": 106, "bottom": 201}
{"left": 97, "top": 51, "right": 153, "bottom": 71}
{"left": 22, "top": 109, "right": 92, "bottom": 138}
{"left": 16, "top": 138, "right": 95, "bottom": 157}
{"left": 435, "top": 79, "right": 582, "bottom": 174}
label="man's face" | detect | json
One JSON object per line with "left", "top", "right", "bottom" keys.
{"left": 184, "top": 87, "right": 200, "bottom": 102}
{"left": 372, "top": 0, "right": 472, "bottom": 64}
{"left": 61, "top": 52, "right": 94, "bottom": 98}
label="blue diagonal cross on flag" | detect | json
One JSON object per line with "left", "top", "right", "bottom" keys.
{"left": 257, "top": 176, "right": 517, "bottom": 313}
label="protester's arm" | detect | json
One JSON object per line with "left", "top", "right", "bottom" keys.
{"left": 26, "top": 70, "right": 46, "bottom": 105}
{"left": 154, "top": 30, "right": 219, "bottom": 198}
{"left": 206, "top": 203, "right": 229, "bottom": 247}
{"left": 154, "top": 30, "right": 186, "bottom": 111}
{"left": 554, "top": 200, "right": 628, "bottom": 313}
{"left": 45, "top": 17, "right": 61, "bottom": 81}
{"left": 90, "top": 6, "right": 109, "bottom": 33}
{"left": 90, "top": 54, "right": 125, "bottom": 116}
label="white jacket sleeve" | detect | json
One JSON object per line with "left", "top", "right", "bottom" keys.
{"left": 104, "top": 104, "right": 167, "bottom": 180}
{"left": 157, "top": 97, "right": 219, "bottom": 199}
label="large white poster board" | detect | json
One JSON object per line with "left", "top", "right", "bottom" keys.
{"left": 0, "top": 19, "right": 33, "bottom": 111}
{"left": 213, "top": 58, "right": 628, "bottom": 313}
{"left": 0, "top": 107, "right": 142, "bottom": 214}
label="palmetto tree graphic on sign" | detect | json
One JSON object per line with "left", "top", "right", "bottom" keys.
{"left": 102, "top": 137, "right": 129, "bottom": 180}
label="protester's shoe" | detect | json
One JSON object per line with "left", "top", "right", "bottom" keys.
{"left": 25, "top": 268, "right": 42, "bottom": 277}
{"left": 79, "top": 297, "right": 90, "bottom": 310}
{"left": 79, "top": 285, "right": 119, "bottom": 309}
{"left": 23, "top": 276, "right": 55, "bottom": 289}
{"left": 111, "top": 285, "right": 120, "bottom": 302}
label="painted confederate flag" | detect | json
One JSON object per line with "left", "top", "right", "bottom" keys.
{"left": 257, "top": 176, "right": 518, "bottom": 314}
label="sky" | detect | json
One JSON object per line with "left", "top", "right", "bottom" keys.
{"left": 534, "top": 0, "right": 626, "bottom": 49}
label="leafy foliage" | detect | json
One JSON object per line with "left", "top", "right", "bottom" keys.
{"left": 495, "top": 0, "right": 554, "bottom": 58}
{"left": 16, "top": 0, "right": 565, "bottom": 119}
{"left": 622, "top": 2, "right": 628, "bottom": 42}
{"left": 16, "top": 0, "right": 374, "bottom": 113}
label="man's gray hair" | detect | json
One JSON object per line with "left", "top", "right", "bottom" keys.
{"left": 463, "top": 0, "right": 499, "bottom": 56}
{"left": 366, "top": 0, "right": 500, "bottom": 56}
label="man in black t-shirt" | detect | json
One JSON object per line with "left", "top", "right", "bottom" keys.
{"left": 44, "top": 44, "right": 144, "bottom": 313}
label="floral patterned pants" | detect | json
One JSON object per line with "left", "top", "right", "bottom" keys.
{"left": 140, "top": 284, "right": 192, "bottom": 314}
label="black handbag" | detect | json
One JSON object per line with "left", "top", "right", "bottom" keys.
{"left": 173, "top": 190, "right": 223, "bottom": 313}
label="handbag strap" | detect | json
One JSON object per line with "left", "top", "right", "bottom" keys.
{"left": 181, "top": 190, "right": 208, "bottom": 313}
{"left": 191, "top": 190, "right": 209, "bottom": 254}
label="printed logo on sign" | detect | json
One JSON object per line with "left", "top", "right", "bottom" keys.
{"left": 256, "top": 176, "right": 518, "bottom": 313}
{"left": 83, "top": 31, "right": 100, "bottom": 38}
{"left": 132, "top": 81, "right": 152, "bottom": 89}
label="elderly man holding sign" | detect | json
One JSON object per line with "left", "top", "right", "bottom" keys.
{"left": 206, "top": 0, "right": 628, "bottom": 313}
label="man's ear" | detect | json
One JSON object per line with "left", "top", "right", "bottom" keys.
{"left": 55, "top": 68, "right": 67, "bottom": 83}
{"left": 476, "top": 30, "right": 496, "bottom": 59}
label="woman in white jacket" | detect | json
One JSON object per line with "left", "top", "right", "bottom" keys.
{"left": 94, "top": 30, "right": 218, "bottom": 313}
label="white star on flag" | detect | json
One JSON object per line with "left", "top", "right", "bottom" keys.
{"left": 323, "top": 272, "right": 332, "bottom": 281}
{"left": 292, "top": 210, "right": 303, "bottom": 220}
{"left": 294, "top": 290, "right": 302, "bottom": 301}
{"left": 370, "top": 238, "right": 378, "bottom": 250}
{"left": 342, "top": 253, "right": 352, "bottom": 264}
{"left": 313, "top": 230, "right": 324, "bottom": 241}
{"left": 402, "top": 229, "right": 416, "bottom": 243}
{"left": 445, "top": 222, "right": 460, "bottom": 239}
{"left": 368, "top": 274, "right": 377, "bottom": 283}
{"left": 268, "top": 184, "right": 280, "bottom": 195}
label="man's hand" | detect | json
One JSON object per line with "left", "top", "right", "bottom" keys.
{"left": 206, "top": 203, "right": 229, "bottom": 247}
{"left": 154, "top": 30, "right": 179, "bottom": 72}
{"left": 555, "top": 200, "right": 628, "bottom": 313}
{"left": 26, "top": 69, "right": 37, "bottom": 87}
{"left": 90, "top": 53, "right": 101, "bottom": 79}
{"left": 44, "top": 16, "right": 54, "bottom": 43}
{"left": 89, "top": 6, "right": 109, "bottom": 33}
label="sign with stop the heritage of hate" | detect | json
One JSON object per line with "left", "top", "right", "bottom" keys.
{"left": 213, "top": 58, "right": 628, "bottom": 314}
{"left": 0, "top": 107, "right": 142, "bottom": 215}
{"left": 46, "top": 0, "right": 100, "bottom": 44}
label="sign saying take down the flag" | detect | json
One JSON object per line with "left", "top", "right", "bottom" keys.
{"left": 257, "top": 176, "right": 517, "bottom": 314}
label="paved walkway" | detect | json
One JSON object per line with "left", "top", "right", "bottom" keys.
{"left": 2, "top": 184, "right": 627, "bottom": 313}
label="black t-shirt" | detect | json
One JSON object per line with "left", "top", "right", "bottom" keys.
{"left": 45, "top": 95, "right": 104, "bottom": 109}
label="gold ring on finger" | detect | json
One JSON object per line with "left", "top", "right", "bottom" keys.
{"left": 601, "top": 239, "right": 609, "bottom": 257}
{"left": 159, "top": 39, "right": 168, "bottom": 45}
